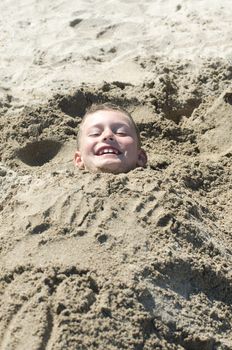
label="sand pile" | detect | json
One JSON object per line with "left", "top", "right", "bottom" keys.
{"left": 0, "top": 1, "right": 232, "bottom": 349}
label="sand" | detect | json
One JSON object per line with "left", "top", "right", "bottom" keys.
{"left": 0, "top": 0, "right": 232, "bottom": 349}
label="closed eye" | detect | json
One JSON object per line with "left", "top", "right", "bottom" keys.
{"left": 88, "top": 131, "right": 101, "bottom": 137}
{"left": 89, "top": 133, "right": 100, "bottom": 136}
{"left": 116, "top": 131, "right": 127, "bottom": 136}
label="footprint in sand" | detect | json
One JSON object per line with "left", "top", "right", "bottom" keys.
{"left": 0, "top": 266, "right": 98, "bottom": 350}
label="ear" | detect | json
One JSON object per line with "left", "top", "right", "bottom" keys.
{"left": 137, "top": 149, "right": 147, "bottom": 167}
{"left": 74, "top": 151, "right": 84, "bottom": 168}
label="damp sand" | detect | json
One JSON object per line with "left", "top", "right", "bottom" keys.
{"left": 0, "top": 0, "right": 232, "bottom": 349}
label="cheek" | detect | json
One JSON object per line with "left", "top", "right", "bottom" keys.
{"left": 81, "top": 139, "right": 95, "bottom": 155}
{"left": 122, "top": 138, "right": 138, "bottom": 151}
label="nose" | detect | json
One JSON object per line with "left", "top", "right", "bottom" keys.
{"left": 101, "top": 128, "right": 115, "bottom": 141}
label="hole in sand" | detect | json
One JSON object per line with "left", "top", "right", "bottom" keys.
{"left": 161, "top": 98, "right": 202, "bottom": 124}
{"left": 154, "top": 259, "right": 232, "bottom": 305}
{"left": 57, "top": 87, "right": 136, "bottom": 118}
{"left": 223, "top": 92, "right": 232, "bottom": 105}
{"left": 16, "top": 140, "right": 62, "bottom": 166}
{"left": 69, "top": 18, "right": 83, "bottom": 27}
{"left": 31, "top": 223, "right": 50, "bottom": 234}
{"left": 57, "top": 90, "right": 109, "bottom": 118}
{"left": 97, "top": 234, "right": 108, "bottom": 244}
{"left": 58, "top": 90, "right": 89, "bottom": 117}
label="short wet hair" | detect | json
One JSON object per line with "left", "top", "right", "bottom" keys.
{"left": 77, "top": 102, "right": 141, "bottom": 148}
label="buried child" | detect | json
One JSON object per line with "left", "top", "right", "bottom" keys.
{"left": 74, "top": 103, "right": 147, "bottom": 174}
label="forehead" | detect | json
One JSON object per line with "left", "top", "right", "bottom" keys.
{"left": 82, "top": 110, "right": 134, "bottom": 130}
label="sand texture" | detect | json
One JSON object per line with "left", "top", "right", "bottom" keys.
{"left": 0, "top": 0, "right": 232, "bottom": 349}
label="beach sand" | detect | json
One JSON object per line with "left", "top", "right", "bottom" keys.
{"left": 0, "top": 0, "right": 232, "bottom": 349}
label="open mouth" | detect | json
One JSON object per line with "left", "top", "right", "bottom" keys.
{"left": 95, "top": 147, "right": 121, "bottom": 156}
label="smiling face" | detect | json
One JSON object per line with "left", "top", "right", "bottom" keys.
{"left": 74, "top": 109, "right": 147, "bottom": 174}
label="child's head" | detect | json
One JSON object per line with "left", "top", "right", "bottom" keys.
{"left": 74, "top": 103, "right": 147, "bottom": 174}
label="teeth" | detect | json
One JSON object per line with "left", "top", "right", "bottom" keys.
{"left": 98, "top": 148, "right": 118, "bottom": 155}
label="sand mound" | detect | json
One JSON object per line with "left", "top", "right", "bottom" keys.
{"left": 0, "top": 0, "right": 232, "bottom": 349}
